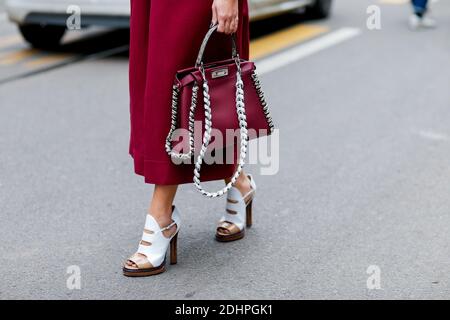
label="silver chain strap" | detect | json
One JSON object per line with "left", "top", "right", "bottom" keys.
{"left": 165, "top": 83, "right": 199, "bottom": 159}
{"left": 192, "top": 60, "right": 248, "bottom": 198}
{"left": 251, "top": 71, "right": 275, "bottom": 133}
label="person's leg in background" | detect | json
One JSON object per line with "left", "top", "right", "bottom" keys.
{"left": 409, "top": 0, "right": 437, "bottom": 29}
{"left": 412, "top": 0, "right": 428, "bottom": 18}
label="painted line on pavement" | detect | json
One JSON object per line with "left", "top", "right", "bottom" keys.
{"left": 418, "top": 130, "right": 449, "bottom": 142}
{"left": 0, "top": 44, "right": 128, "bottom": 85}
{"left": 0, "top": 24, "right": 357, "bottom": 84}
{"left": 0, "top": 48, "right": 39, "bottom": 65}
{"left": 379, "top": 0, "right": 408, "bottom": 4}
{"left": 256, "top": 27, "right": 362, "bottom": 75}
{"left": 0, "top": 13, "right": 8, "bottom": 23}
{"left": 250, "top": 24, "right": 328, "bottom": 60}
{"left": 380, "top": 0, "right": 439, "bottom": 4}
{"left": 0, "top": 34, "right": 22, "bottom": 50}
{"left": 25, "top": 53, "right": 71, "bottom": 68}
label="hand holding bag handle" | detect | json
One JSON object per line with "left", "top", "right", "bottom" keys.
{"left": 195, "top": 23, "right": 239, "bottom": 67}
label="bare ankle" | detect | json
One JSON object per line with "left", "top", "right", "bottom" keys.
{"left": 149, "top": 205, "right": 172, "bottom": 223}
{"left": 234, "top": 176, "right": 252, "bottom": 197}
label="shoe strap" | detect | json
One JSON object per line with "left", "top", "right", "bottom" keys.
{"left": 160, "top": 220, "right": 177, "bottom": 232}
{"left": 242, "top": 174, "right": 257, "bottom": 202}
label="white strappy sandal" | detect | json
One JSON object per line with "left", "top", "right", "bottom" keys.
{"left": 123, "top": 206, "right": 181, "bottom": 277}
{"left": 216, "top": 175, "right": 256, "bottom": 242}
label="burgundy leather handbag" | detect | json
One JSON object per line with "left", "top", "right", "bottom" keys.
{"left": 165, "top": 24, "right": 274, "bottom": 198}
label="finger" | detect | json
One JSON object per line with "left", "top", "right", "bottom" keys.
{"left": 211, "top": 5, "right": 218, "bottom": 26}
{"left": 217, "top": 16, "right": 226, "bottom": 33}
{"left": 225, "top": 17, "right": 234, "bottom": 34}
{"left": 222, "top": 18, "right": 229, "bottom": 34}
{"left": 231, "top": 18, "right": 239, "bottom": 34}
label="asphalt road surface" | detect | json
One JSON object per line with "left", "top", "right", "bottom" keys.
{"left": 1, "top": 0, "right": 450, "bottom": 299}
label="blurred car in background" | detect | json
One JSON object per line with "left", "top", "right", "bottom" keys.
{"left": 5, "top": 0, "right": 332, "bottom": 49}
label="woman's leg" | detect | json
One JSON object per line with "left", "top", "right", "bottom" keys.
{"left": 149, "top": 185, "right": 179, "bottom": 237}
{"left": 225, "top": 171, "right": 252, "bottom": 196}
{"left": 412, "top": 0, "right": 428, "bottom": 17}
{"left": 410, "top": 0, "right": 435, "bottom": 29}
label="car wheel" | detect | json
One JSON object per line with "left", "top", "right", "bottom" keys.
{"left": 307, "top": 0, "right": 333, "bottom": 19}
{"left": 18, "top": 24, "right": 66, "bottom": 49}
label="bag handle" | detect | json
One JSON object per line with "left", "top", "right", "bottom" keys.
{"left": 195, "top": 23, "right": 239, "bottom": 68}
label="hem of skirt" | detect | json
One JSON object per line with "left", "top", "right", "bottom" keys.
{"left": 130, "top": 150, "right": 236, "bottom": 185}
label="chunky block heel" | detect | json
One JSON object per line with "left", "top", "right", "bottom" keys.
{"left": 216, "top": 175, "right": 256, "bottom": 242}
{"left": 170, "top": 232, "right": 178, "bottom": 265}
{"left": 246, "top": 200, "right": 252, "bottom": 228}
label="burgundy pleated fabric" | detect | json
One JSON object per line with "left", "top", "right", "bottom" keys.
{"left": 129, "top": 0, "right": 250, "bottom": 185}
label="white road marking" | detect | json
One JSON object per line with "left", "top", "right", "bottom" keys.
{"left": 418, "top": 130, "right": 449, "bottom": 142}
{"left": 379, "top": 0, "right": 409, "bottom": 4}
{"left": 0, "top": 13, "right": 8, "bottom": 23}
{"left": 257, "top": 27, "right": 362, "bottom": 75}
{"left": 379, "top": 0, "right": 438, "bottom": 4}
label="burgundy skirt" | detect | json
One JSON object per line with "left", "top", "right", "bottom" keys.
{"left": 129, "top": 0, "right": 250, "bottom": 185}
